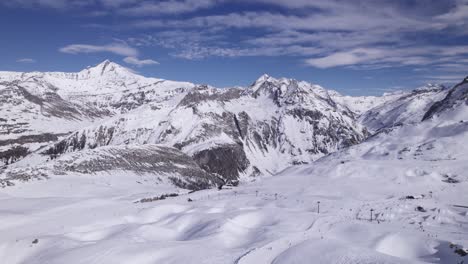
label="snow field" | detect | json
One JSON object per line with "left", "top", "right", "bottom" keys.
{"left": 1, "top": 154, "right": 467, "bottom": 263}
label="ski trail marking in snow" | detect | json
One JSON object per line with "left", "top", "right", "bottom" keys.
{"left": 236, "top": 216, "right": 344, "bottom": 264}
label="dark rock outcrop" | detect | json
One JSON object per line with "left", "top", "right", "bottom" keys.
{"left": 2, "top": 145, "right": 223, "bottom": 190}
{"left": 193, "top": 144, "right": 249, "bottom": 183}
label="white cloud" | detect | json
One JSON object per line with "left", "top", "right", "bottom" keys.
{"left": 118, "top": 0, "right": 224, "bottom": 16}
{"left": 2, "top": 0, "right": 225, "bottom": 15}
{"left": 59, "top": 43, "right": 159, "bottom": 67}
{"left": 123, "top": 0, "right": 468, "bottom": 73}
{"left": 304, "top": 46, "right": 465, "bottom": 69}
{"left": 435, "top": 0, "right": 468, "bottom": 22}
{"left": 5, "top": 0, "right": 468, "bottom": 78}
{"left": 99, "top": 0, "right": 138, "bottom": 8}
{"left": 423, "top": 74, "right": 467, "bottom": 84}
{"left": 59, "top": 43, "right": 138, "bottom": 57}
{"left": 123, "top": 56, "right": 159, "bottom": 67}
{"left": 16, "top": 58, "right": 36, "bottom": 63}
{"left": 305, "top": 49, "right": 385, "bottom": 68}
{"left": 3, "top": 0, "right": 94, "bottom": 9}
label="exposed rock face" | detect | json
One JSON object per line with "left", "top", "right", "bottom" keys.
{"left": 0, "top": 146, "right": 29, "bottom": 166}
{"left": 1, "top": 145, "right": 222, "bottom": 190}
{"left": 422, "top": 77, "right": 468, "bottom": 121}
{"left": 42, "top": 126, "right": 115, "bottom": 157}
{"left": 193, "top": 144, "right": 249, "bottom": 183}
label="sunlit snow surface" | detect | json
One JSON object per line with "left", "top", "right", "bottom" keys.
{"left": 1, "top": 104, "right": 467, "bottom": 263}
{"left": 0, "top": 159, "right": 466, "bottom": 263}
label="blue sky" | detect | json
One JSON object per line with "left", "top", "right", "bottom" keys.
{"left": 1, "top": 0, "right": 468, "bottom": 95}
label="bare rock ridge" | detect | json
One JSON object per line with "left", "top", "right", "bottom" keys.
{"left": 422, "top": 76, "right": 468, "bottom": 121}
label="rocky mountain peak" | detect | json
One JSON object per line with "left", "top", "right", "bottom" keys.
{"left": 79, "top": 60, "right": 134, "bottom": 79}
{"left": 413, "top": 83, "right": 446, "bottom": 93}
{"left": 251, "top": 74, "right": 295, "bottom": 93}
{"left": 254, "top": 73, "right": 271, "bottom": 83}
{"left": 249, "top": 75, "right": 333, "bottom": 108}
{"left": 251, "top": 74, "right": 274, "bottom": 92}
{"left": 419, "top": 77, "right": 467, "bottom": 121}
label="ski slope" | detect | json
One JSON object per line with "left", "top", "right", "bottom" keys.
{"left": 0, "top": 146, "right": 466, "bottom": 263}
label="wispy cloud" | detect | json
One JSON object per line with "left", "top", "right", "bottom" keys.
{"left": 122, "top": 1, "right": 468, "bottom": 70}
{"left": 303, "top": 46, "right": 455, "bottom": 69}
{"left": 423, "top": 74, "right": 466, "bottom": 83}
{"left": 2, "top": 0, "right": 94, "bottom": 9}
{"left": 99, "top": 0, "right": 139, "bottom": 8}
{"left": 119, "top": 0, "right": 224, "bottom": 16}
{"left": 123, "top": 56, "right": 159, "bottom": 67}
{"left": 2, "top": 0, "right": 224, "bottom": 15}
{"left": 305, "top": 49, "right": 385, "bottom": 69}
{"left": 4, "top": 0, "right": 468, "bottom": 82}
{"left": 59, "top": 43, "right": 158, "bottom": 67}
{"left": 16, "top": 58, "right": 36, "bottom": 63}
{"left": 59, "top": 43, "right": 138, "bottom": 57}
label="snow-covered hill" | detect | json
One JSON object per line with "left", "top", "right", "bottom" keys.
{"left": 359, "top": 84, "right": 448, "bottom": 132}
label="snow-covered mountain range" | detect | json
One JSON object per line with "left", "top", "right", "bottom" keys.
{"left": 1, "top": 60, "right": 376, "bottom": 185}
{"left": 0, "top": 61, "right": 461, "bottom": 185}
{"left": 0, "top": 61, "right": 467, "bottom": 263}
{"left": 0, "top": 60, "right": 463, "bottom": 186}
